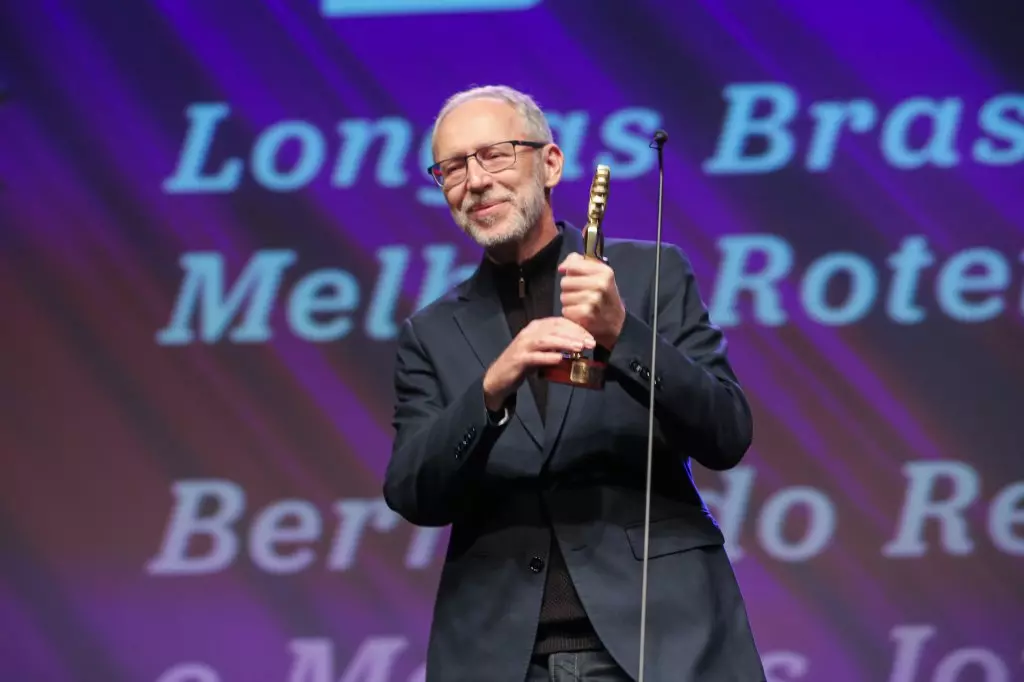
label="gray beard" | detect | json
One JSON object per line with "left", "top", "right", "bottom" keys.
{"left": 455, "top": 178, "right": 547, "bottom": 249}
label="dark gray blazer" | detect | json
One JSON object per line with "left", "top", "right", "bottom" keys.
{"left": 383, "top": 223, "right": 765, "bottom": 682}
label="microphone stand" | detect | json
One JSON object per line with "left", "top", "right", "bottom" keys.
{"left": 0, "top": 86, "right": 7, "bottom": 190}
{"left": 637, "top": 128, "right": 668, "bottom": 682}
{"left": 0, "top": 86, "right": 8, "bottom": 191}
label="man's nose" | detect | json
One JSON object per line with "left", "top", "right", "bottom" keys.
{"left": 465, "top": 157, "right": 493, "bottom": 191}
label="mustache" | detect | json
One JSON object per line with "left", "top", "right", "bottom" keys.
{"left": 462, "top": 193, "right": 514, "bottom": 212}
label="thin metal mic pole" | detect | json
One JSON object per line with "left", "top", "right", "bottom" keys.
{"left": 0, "top": 85, "right": 8, "bottom": 190}
{"left": 637, "top": 128, "right": 667, "bottom": 682}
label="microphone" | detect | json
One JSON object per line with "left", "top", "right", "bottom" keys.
{"left": 637, "top": 127, "right": 668, "bottom": 682}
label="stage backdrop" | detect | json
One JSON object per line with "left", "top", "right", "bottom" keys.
{"left": 2, "top": 1, "right": 1022, "bottom": 681}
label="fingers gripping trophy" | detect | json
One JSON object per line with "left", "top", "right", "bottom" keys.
{"left": 541, "top": 164, "right": 611, "bottom": 390}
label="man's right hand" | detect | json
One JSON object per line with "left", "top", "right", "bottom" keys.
{"left": 482, "top": 317, "right": 596, "bottom": 411}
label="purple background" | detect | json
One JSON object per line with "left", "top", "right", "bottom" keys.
{"left": 2, "top": 1, "right": 1023, "bottom": 680}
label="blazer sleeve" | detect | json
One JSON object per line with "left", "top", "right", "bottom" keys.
{"left": 605, "top": 244, "right": 753, "bottom": 470}
{"left": 382, "top": 317, "right": 510, "bottom": 527}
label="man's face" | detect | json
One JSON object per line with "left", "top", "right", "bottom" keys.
{"left": 432, "top": 99, "right": 553, "bottom": 249}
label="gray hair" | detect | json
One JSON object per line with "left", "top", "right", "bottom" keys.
{"left": 430, "top": 85, "right": 554, "bottom": 155}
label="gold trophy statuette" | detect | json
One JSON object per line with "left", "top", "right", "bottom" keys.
{"left": 541, "top": 164, "right": 611, "bottom": 390}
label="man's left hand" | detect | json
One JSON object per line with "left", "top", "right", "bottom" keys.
{"left": 557, "top": 252, "right": 626, "bottom": 350}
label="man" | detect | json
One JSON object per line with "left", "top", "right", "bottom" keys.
{"left": 383, "top": 85, "right": 765, "bottom": 682}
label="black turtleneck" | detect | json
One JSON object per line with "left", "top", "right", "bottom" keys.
{"left": 487, "top": 230, "right": 602, "bottom": 656}
{"left": 491, "top": 231, "right": 562, "bottom": 422}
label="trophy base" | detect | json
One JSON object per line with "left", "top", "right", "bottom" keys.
{"left": 541, "top": 355, "right": 606, "bottom": 390}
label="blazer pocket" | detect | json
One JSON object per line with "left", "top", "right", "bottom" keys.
{"left": 623, "top": 514, "right": 725, "bottom": 561}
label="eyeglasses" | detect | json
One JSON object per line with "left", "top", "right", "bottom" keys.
{"left": 427, "top": 140, "right": 547, "bottom": 188}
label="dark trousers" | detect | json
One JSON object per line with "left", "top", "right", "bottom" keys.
{"left": 527, "top": 650, "right": 633, "bottom": 681}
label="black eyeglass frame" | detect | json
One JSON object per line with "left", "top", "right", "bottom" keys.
{"left": 426, "top": 139, "right": 548, "bottom": 188}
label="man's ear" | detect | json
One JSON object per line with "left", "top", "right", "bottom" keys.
{"left": 543, "top": 143, "right": 564, "bottom": 189}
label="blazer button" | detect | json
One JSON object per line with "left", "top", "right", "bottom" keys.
{"left": 528, "top": 557, "right": 544, "bottom": 573}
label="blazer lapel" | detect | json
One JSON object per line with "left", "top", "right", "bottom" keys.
{"left": 452, "top": 271, "right": 545, "bottom": 449}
